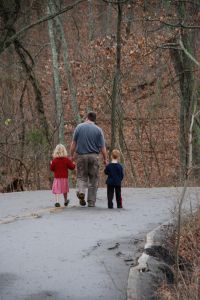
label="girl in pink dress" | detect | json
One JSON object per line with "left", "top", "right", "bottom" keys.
{"left": 50, "top": 144, "right": 75, "bottom": 207}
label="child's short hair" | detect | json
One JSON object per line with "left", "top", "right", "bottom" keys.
{"left": 53, "top": 144, "right": 68, "bottom": 158}
{"left": 111, "top": 149, "right": 120, "bottom": 160}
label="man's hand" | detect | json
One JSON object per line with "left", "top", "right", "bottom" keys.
{"left": 71, "top": 154, "right": 77, "bottom": 162}
{"left": 103, "top": 158, "right": 108, "bottom": 165}
{"left": 70, "top": 140, "right": 76, "bottom": 159}
{"left": 101, "top": 147, "right": 108, "bottom": 166}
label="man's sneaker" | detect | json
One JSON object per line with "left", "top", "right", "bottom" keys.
{"left": 76, "top": 192, "right": 86, "bottom": 206}
{"left": 64, "top": 199, "right": 70, "bottom": 206}
{"left": 88, "top": 201, "right": 95, "bottom": 207}
{"left": 55, "top": 202, "right": 61, "bottom": 207}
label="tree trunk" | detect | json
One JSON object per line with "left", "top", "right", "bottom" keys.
{"left": 14, "top": 40, "right": 50, "bottom": 142}
{"left": 48, "top": 0, "right": 64, "bottom": 144}
{"left": 111, "top": 3, "right": 122, "bottom": 152}
{"left": 106, "top": 3, "right": 112, "bottom": 36}
{"left": 0, "top": 0, "right": 49, "bottom": 142}
{"left": 125, "top": 0, "right": 134, "bottom": 39}
{"left": 88, "top": 0, "right": 95, "bottom": 42}
{"left": 53, "top": 0, "right": 81, "bottom": 125}
{"left": 170, "top": 0, "right": 200, "bottom": 177}
{"left": 19, "top": 81, "right": 27, "bottom": 177}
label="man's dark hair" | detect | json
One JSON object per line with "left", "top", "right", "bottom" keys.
{"left": 87, "top": 111, "right": 96, "bottom": 122}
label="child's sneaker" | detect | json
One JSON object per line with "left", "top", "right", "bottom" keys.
{"left": 76, "top": 192, "right": 86, "bottom": 206}
{"left": 55, "top": 202, "right": 61, "bottom": 207}
{"left": 64, "top": 199, "right": 70, "bottom": 206}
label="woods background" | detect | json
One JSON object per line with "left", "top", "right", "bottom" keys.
{"left": 0, "top": 0, "right": 199, "bottom": 191}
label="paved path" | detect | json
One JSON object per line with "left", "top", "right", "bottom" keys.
{"left": 0, "top": 187, "right": 197, "bottom": 300}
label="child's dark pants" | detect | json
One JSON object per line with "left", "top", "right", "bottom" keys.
{"left": 107, "top": 185, "right": 122, "bottom": 208}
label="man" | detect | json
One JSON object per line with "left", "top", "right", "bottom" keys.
{"left": 70, "top": 111, "right": 108, "bottom": 207}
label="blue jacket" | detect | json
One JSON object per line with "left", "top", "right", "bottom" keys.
{"left": 104, "top": 163, "right": 124, "bottom": 186}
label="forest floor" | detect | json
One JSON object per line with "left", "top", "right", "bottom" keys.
{"left": 158, "top": 207, "right": 200, "bottom": 300}
{"left": 0, "top": 187, "right": 199, "bottom": 300}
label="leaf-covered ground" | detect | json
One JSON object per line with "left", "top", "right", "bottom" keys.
{"left": 159, "top": 209, "right": 200, "bottom": 300}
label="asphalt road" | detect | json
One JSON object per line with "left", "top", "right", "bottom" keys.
{"left": 0, "top": 187, "right": 195, "bottom": 300}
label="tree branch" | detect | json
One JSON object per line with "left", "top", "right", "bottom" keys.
{"left": 2, "top": 0, "right": 87, "bottom": 53}
{"left": 179, "top": 39, "right": 200, "bottom": 66}
{"left": 102, "top": 0, "right": 129, "bottom": 4}
{"left": 160, "top": 20, "right": 200, "bottom": 29}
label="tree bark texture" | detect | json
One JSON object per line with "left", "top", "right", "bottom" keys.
{"left": 111, "top": 2, "right": 122, "bottom": 152}
{"left": 53, "top": 0, "right": 81, "bottom": 125}
{"left": 125, "top": 0, "right": 133, "bottom": 39}
{"left": 88, "top": 0, "right": 95, "bottom": 42}
{"left": 48, "top": 0, "right": 64, "bottom": 144}
{"left": 170, "top": 0, "right": 200, "bottom": 177}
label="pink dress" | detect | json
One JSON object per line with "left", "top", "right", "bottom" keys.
{"left": 52, "top": 178, "right": 69, "bottom": 194}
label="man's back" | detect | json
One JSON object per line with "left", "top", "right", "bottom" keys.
{"left": 73, "top": 122, "right": 105, "bottom": 154}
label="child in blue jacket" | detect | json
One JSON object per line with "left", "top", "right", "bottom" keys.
{"left": 104, "top": 149, "right": 124, "bottom": 209}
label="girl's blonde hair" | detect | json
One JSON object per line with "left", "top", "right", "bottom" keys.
{"left": 111, "top": 149, "right": 120, "bottom": 160}
{"left": 53, "top": 144, "right": 68, "bottom": 158}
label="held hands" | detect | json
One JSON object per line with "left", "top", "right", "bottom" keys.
{"left": 71, "top": 153, "right": 77, "bottom": 162}
{"left": 103, "top": 158, "right": 108, "bottom": 166}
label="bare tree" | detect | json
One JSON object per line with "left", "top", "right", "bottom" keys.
{"left": 48, "top": 0, "right": 64, "bottom": 144}
{"left": 88, "top": 0, "right": 95, "bottom": 42}
{"left": 53, "top": 0, "right": 81, "bottom": 125}
{"left": 169, "top": 0, "right": 200, "bottom": 177}
{"left": 125, "top": 0, "right": 133, "bottom": 39}
{"left": 110, "top": 1, "right": 123, "bottom": 152}
{"left": 106, "top": 2, "right": 112, "bottom": 36}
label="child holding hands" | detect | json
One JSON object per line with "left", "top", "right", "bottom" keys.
{"left": 104, "top": 149, "right": 124, "bottom": 209}
{"left": 50, "top": 144, "right": 75, "bottom": 207}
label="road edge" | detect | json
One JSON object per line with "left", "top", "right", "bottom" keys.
{"left": 127, "top": 220, "right": 174, "bottom": 300}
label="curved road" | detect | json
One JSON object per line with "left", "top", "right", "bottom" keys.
{"left": 0, "top": 188, "right": 193, "bottom": 300}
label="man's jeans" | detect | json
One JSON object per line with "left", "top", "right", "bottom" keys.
{"left": 77, "top": 153, "right": 99, "bottom": 203}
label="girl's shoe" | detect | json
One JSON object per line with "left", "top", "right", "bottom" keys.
{"left": 64, "top": 199, "right": 70, "bottom": 206}
{"left": 55, "top": 202, "right": 61, "bottom": 207}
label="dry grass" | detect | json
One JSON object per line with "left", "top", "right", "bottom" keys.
{"left": 158, "top": 209, "right": 200, "bottom": 300}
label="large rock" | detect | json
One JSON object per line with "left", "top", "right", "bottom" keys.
{"left": 127, "top": 222, "right": 174, "bottom": 300}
